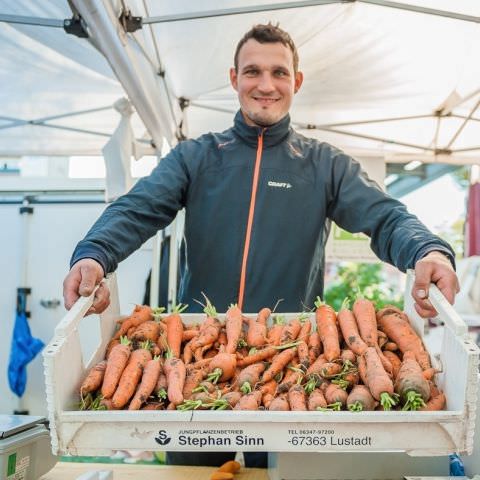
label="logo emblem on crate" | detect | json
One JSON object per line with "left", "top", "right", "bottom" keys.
{"left": 155, "top": 430, "right": 171, "bottom": 446}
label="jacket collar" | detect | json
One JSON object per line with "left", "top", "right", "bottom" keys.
{"left": 232, "top": 110, "right": 291, "bottom": 147}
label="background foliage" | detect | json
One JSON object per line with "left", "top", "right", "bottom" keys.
{"left": 324, "top": 263, "right": 404, "bottom": 312}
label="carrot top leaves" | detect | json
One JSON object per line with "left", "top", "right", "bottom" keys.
{"left": 171, "top": 303, "right": 189, "bottom": 314}
{"left": 340, "top": 298, "right": 350, "bottom": 311}
{"left": 152, "top": 306, "right": 166, "bottom": 320}
{"left": 314, "top": 296, "right": 324, "bottom": 309}
{"left": 402, "top": 391, "right": 426, "bottom": 411}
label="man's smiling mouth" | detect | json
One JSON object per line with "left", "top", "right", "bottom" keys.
{"left": 253, "top": 97, "right": 280, "bottom": 104}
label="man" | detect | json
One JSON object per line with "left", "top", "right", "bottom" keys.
{"left": 63, "top": 24, "right": 459, "bottom": 467}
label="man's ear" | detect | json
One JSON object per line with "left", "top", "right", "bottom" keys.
{"left": 294, "top": 71, "right": 304, "bottom": 94}
{"left": 230, "top": 67, "right": 238, "bottom": 91}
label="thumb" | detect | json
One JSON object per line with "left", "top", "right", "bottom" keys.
{"left": 413, "top": 262, "right": 433, "bottom": 300}
{"left": 78, "top": 265, "right": 101, "bottom": 296}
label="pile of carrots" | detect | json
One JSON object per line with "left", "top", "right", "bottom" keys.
{"left": 78, "top": 295, "right": 446, "bottom": 412}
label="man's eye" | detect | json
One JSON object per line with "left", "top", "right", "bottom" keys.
{"left": 245, "top": 69, "right": 259, "bottom": 76}
{"left": 275, "top": 70, "right": 288, "bottom": 77}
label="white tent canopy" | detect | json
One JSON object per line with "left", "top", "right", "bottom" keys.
{"left": 1, "top": 0, "right": 480, "bottom": 164}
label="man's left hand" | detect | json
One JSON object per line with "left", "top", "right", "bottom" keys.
{"left": 412, "top": 251, "right": 460, "bottom": 318}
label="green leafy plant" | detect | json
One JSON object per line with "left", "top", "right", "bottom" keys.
{"left": 324, "top": 263, "right": 403, "bottom": 312}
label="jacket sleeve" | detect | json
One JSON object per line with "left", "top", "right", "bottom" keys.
{"left": 70, "top": 147, "right": 189, "bottom": 273}
{"left": 325, "top": 148, "right": 455, "bottom": 271}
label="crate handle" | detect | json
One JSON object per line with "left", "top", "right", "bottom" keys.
{"left": 406, "top": 269, "right": 467, "bottom": 337}
{"left": 428, "top": 283, "right": 468, "bottom": 336}
{"left": 54, "top": 285, "right": 97, "bottom": 338}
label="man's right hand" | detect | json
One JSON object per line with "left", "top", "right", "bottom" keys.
{"left": 63, "top": 258, "right": 110, "bottom": 315}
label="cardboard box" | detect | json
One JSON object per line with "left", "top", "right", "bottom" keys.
{"left": 43, "top": 272, "right": 479, "bottom": 457}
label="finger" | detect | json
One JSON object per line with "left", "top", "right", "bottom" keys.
{"left": 63, "top": 271, "right": 81, "bottom": 310}
{"left": 91, "top": 283, "right": 111, "bottom": 314}
{"left": 435, "top": 275, "right": 460, "bottom": 305}
{"left": 414, "top": 302, "right": 437, "bottom": 319}
{"left": 78, "top": 264, "right": 101, "bottom": 296}
{"left": 412, "top": 261, "right": 434, "bottom": 305}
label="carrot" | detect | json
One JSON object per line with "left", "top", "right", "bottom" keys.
{"left": 217, "top": 460, "right": 241, "bottom": 474}
{"left": 308, "top": 331, "right": 322, "bottom": 365}
{"left": 394, "top": 351, "right": 430, "bottom": 410}
{"left": 297, "top": 319, "right": 312, "bottom": 368}
{"left": 357, "top": 354, "right": 367, "bottom": 385}
{"left": 353, "top": 295, "right": 378, "bottom": 347}
{"left": 190, "top": 303, "right": 222, "bottom": 350}
{"left": 383, "top": 341, "right": 399, "bottom": 352}
{"left": 337, "top": 298, "right": 368, "bottom": 356}
{"left": 225, "top": 303, "right": 244, "bottom": 354}
{"left": 267, "top": 315, "right": 285, "bottom": 345}
{"left": 194, "top": 343, "right": 213, "bottom": 362}
{"left": 183, "top": 340, "right": 194, "bottom": 365}
{"left": 382, "top": 351, "right": 402, "bottom": 379}
{"left": 422, "top": 368, "right": 437, "bottom": 381}
{"left": 99, "top": 397, "right": 118, "bottom": 410}
{"left": 210, "top": 472, "right": 234, "bottom": 480}
{"left": 246, "top": 308, "right": 270, "bottom": 347}
{"left": 80, "top": 360, "right": 107, "bottom": 397}
{"left": 128, "top": 356, "right": 162, "bottom": 410}
{"left": 131, "top": 320, "right": 161, "bottom": 343}
{"left": 207, "top": 352, "right": 237, "bottom": 383}
{"left": 376, "top": 305, "right": 405, "bottom": 321}
{"left": 377, "top": 312, "right": 431, "bottom": 370}
{"left": 324, "top": 383, "right": 348, "bottom": 409}
{"left": 141, "top": 402, "right": 164, "bottom": 410}
{"left": 377, "top": 330, "right": 388, "bottom": 349}
{"left": 278, "top": 364, "right": 304, "bottom": 393}
{"left": 105, "top": 338, "right": 120, "bottom": 359}
{"left": 113, "top": 304, "right": 154, "bottom": 340}
{"left": 234, "top": 390, "right": 262, "bottom": 410}
{"left": 340, "top": 348, "right": 356, "bottom": 364}
{"left": 262, "top": 347, "right": 297, "bottom": 383}
{"left": 419, "top": 382, "right": 446, "bottom": 411}
{"left": 280, "top": 318, "right": 303, "bottom": 344}
{"left": 101, "top": 336, "right": 131, "bottom": 399}
{"left": 219, "top": 391, "right": 243, "bottom": 409}
{"left": 314, "top": 297, "right": 340, "bottom": 361}
{"left": 347, "top": 384, "right": 376, "bottom": 411}
{"left": 269, "top": 393, "right": 290, "bottom": 411}
{"left": 182, "top": 367, "right": 206, "bottom": 399}
{"left": 164, "top": 303, "right": 188, "bottom": 358}
{"left": 288, "top": 384, "right": 307, "bottom": 411}
{"left": 112, "top": 342, "right": 152, "bottom": 408}
{"left": 182, "top": 329, "right": 199, "bottom": 342}
{"left": 304, "top": 354, "right": 328, "bottom": 393}
{"left": 363, "top": 347, "right": 398, "bottom": 410}
{"left": 236, "top": 340, "right": 299, "bottom": 367}
{"left": 164, "top": 352, "right": 187, "bottom": 406}
{"left": 308, "top": 388, "right": 328, "bottom": 411}
{"left": 237, "top": 362, "right": 265, "bottom": 394}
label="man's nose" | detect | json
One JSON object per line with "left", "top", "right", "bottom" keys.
{"left": 257, "top": 72, "right": 275, "bottom": 92}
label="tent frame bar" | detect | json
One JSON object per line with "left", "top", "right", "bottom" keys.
{"left": 1, "top": 1, "right": 477, "bottom": 31}
{"left": 358, "top": 1, "right": 480, "bottom": 24}
{"left": 445, "top": 98, "right": 480, "bottom": 150}
{"left": 142, "top": 0, "right": 479, "bottom": 24}
{"left": 191, "top": 102, "right": 480, "bottom": 154}
{"left": 0, "top": 13, "right": 63, "bottom": 28}
{"left": 143, "top": 1, "right": 348, "bottom": 24}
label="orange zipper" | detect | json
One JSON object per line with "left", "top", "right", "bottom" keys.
{"left": 238, "top": 130, "right": 264, "bottom": 310}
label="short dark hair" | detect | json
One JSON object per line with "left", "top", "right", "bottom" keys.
{"left": 234, "top": 23, "right": 299, "bottom": 73}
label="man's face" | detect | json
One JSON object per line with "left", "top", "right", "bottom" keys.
{"left": 230, "top": 39, "right": 303, "bottom": 127}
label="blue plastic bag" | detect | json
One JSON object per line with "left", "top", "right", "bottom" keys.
{"left": 8, "top": 310, "right": 45, "bottom": 397}
{"left": 449, "top": 453, "right": 465, "bottom": 476}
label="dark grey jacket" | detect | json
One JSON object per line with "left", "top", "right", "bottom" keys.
{"left": 71, "top": 111, "right": 454, "bottom": 313}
